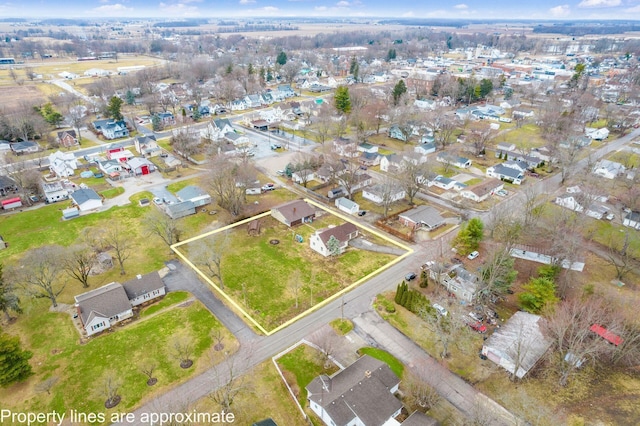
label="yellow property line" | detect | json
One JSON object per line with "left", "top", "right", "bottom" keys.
{"left": 170, "top": 199, "right": 413, "bottom": 336}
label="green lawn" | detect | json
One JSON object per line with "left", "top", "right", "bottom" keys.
{"left": 358, "top": 347, "right": 404, "bottom": 378}
{"left": 330, "top": 318, "right": 354, "bottom": 335}
{"left": 0, "top": 298, "right": 231, "bottom": 421}
{"left": 499, "top": 123, "right": 547, "bottom": 149}
{"left": 99, "top": 187, "right": 125, "bottom": 199}
{"left": 140, "top": 291, "right": 190, "bottom": 317}
{"left": 181, "top": 215, "right": 399, "bottom": 331}
{"left": 277, "top": 344, "right": 338, "bottom": 405}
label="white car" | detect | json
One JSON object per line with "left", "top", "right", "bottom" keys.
{"left": 433, "top": 303, "right": 448, "bottom": 317}
{"left": 467, "top": 251, "right": 480, "bottom": 260}
{"left": 152, "top": 197, "right": 163, "bottom": 205}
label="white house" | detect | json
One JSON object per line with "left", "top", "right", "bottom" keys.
{"left": 623, "top": 211, "right": 640, "bottom": 230}
{"left": 49, "top": 150, "right": 78, "bottom": 177}
{"left": 332, "top": 138, "right": 359, "bottom": 157}
{"left": 380, "top": 154, "right": 403, "bottom": 173}
{"left": 461, "top": 179, "right": 504, "bottom": 203}
{"left": 122, "top": 271, "right": 166, "bottom": 307}
{"left": 593, "top": 159, "right": 625, "bottom": 179}
{"left": 335, "top": 197, "right": 359, "bottom": 215}
{"left": 555, "top": 194, "right": 584, "bottom": 212}
{"left": 486, "top": 164, "right": 524, "bottom": 185}
{"left": 585, "top": 127, "right": 609, "bottom": 140}
{"left": 70, "top": 188, "right": 103, "bottom": 211}
{"left": 496, "top": 142, "right": 516, "bottom": 152}
{"left": 74, "top": 282, "right": 134, "bottom": 337}
{"left": 127, "top": 157, "right": 156, "bottom": 175}
{"left": 309, "top": 222, "right": 359, "bottom": 257}
{"left": 415, "top": 142, "right": 436, "bottom": 156}
{"left": 42, "top": 182, "right": 69, "bottom": 204}
{"left": 362, "top": 184, "right": 406, "bottom": 204}
{"left": 306, "top": 355, "right": 402, "bottom": 426}
{"left": 436, "top": 152, "right": 472, "bottom": 168}
{"left": 482, "top": 312, "right": 552, "bottom": 379}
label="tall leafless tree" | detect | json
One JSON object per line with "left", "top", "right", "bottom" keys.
{"left": 144, "top": 209, "right": 183, "bottom": 248}
{"left": 100, "top": 224, "right": 133, "bottom": 275}
{"left": 13, "top": 245, "right": 65, "bottom": 308}
{"left": 61, "top": 244, "right": 96, "bottom": 288}
{"left": 190, "top": 232, "right": 229, "bottom": 289}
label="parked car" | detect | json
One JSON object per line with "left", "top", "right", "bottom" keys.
{"left": 496, "top": 189, "right": 508, "bottom": 197}
{"left": 433, "top": 303, "right": 448, "bottom": 317}
{"left": 261, "top": 183, "right": 276, "bottom": 191}
{"left": 467, "top": 320, "right": 487, "bottom": 333}
{"left": 405, "top": 272, "right": 417, "bottom": 281}
{"left": 357, "top": 210, "right": 367, "bottom": 216}
{"left": 153, "top": 197, "right": 163, "bottom": 205}
{"left": 467, "top": 250, "right": 480, "bottom": 260}
{"left": 276, "top": 169, "right": 285, "bottom": 176}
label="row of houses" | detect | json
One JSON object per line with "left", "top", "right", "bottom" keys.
{"left": 229, "top": 85, "right": 297, "bottom": 111}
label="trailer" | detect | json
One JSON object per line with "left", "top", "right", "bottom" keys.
{"left": 2, "top": 197, "right": 22, "bottom": 210}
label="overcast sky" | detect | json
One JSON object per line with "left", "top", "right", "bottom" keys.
{"left": 1, "top": 0, "right": 637, "bottom": 20}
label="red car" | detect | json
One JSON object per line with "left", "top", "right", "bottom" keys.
{"left": 464, "top": 317, "right": 487, "bottom": 333}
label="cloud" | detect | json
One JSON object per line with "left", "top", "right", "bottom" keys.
{"left": 159, "top": 2, "right": 199, "bottom": 15}
{"left": 454, "top": 3, "right": 468, "bottom": 9}
{"left": 578, "top": 0, "right": 621, "bottom": 7}
{"left": 336, "top": 1, "right": 350, "bottom": 6}
{"left": 402, "top": 11, "right": 415, "bottom": 17}
{"left": 625, "top": 4, "right": 640, "bottom": 12}
{"left": 549, "top": 4, "right": 570, "bottom": 17}
{"left": 92, "top": 3, "right": 133, "bottom": 13}
{"left": 260, "top": 6, "right": 279, "bottom": 12}
{"left": 314, "top": 5, "right": 328, "bottom": 10}
{"left": 239, "top": 0, "right": 255, "bottom": 4}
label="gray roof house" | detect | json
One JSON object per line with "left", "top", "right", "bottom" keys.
{"left": 429, "top": 264, "right": 481, "bottom": 303}
{"left": 399, "top": 205, "right": 445, "bottom": 230}
{"left": 309, "top": 222, "right": 359, "bottom": 257}
{"left": 335, "top": 197, "right": 360, "bottom": 215}
{"left": 486, "top": 164, "right": 524, "bottom": 185}
{"left": 176, "top": 185, "right": 211, "bottom": 207}
{"left": 0, "top": 175, "right": 18, "bottom": 196}
{"left": 623, "top": 211, "right": 640, "bottom": 230}
{"left": 482, "top": 311, "right": 552, "bottom": 379}
{"left": 271, "top": 200, "right": 316, "bottom": 227}
{"left": 166, "top": 201, "right": 196, "bottom": 219}
{"left": 70, "top": 188, "right": 103, "bottom": 211}
{"left": 74, "top": 282, "right": 133, "bottom": 337}
{"left": 436, "top": 152, "right": 472, "bottom": 168}
{"left": 122, "top": 271, "right": 166, "bottom": 307}
{"left": 306, "top": 355, "right": 402, "bottom": 426}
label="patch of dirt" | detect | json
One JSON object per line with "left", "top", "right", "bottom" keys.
{"left": 147, "top": 378, "right": 157, "bottom": 386}
{"left": 214, "top": 343, "right": 225, "bottom": 351}
{"left": 50, "top": 348, "right": 62, "bottom": 355}
{"left": 104, "top": 395, "right": 121, "bottom": 409}
{"left": 0, "top": 84, "right": 46, "bottom": 105}
{"left": 178, "top": 300, "right": 194, "bottom": 308}
{"left": 180, "top": 359, "right": 193, "bottom": 369}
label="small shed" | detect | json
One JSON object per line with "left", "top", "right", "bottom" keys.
{"left": 2, "top": 197, "right": 22, "bottom": 210}
{"left": 176, "top": 185, "right": 211, "bottom": 207}
{"left": 335, "top": 197, "right": 359, "bottom": 215}
{"left": 62, "top": 207, "right": 80, "bottom": 220}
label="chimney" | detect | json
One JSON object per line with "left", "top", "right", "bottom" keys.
{"left": 364, "top": 370, "right": 372, "bottom": 379}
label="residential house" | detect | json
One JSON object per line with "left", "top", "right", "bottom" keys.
{"left": 512, "top": 108, "right": 535, "bottom": 118}
{"left": 49, "top": 150, "right": 78, "bottom": 177}
{"left": 74, "top": 282, "right": 134, "bottom": 337}
{"left": 339, "top": 173, "right": 373, "bottom": 194}
{"left": 224, "top": 132, "right": 251, "bottom": 148}
{"left": 98, "top": 160, "right": 123, "bottom": 177}
{"left": 332, "top": 138, "right": 359, "bottom": 158}
{"left": 461, "top": 179, "right": 504, "bottom": 203}
{"left": 57, "top": 130, "right": 79, "bottom": 147}
{"left": 359, "top": 151, "right": 381, "bottom": 167}
{"left": 335, "top": 197, "right": 360, "bottom": 215}
{"left": 70, "top": 188, "right": 102, "bottom": 211}
{"left": 413, "top": 98, "right": 436, "bottom": 110}
{"left": 428, "top": 264, "right": 480, "bottom": 303}
{"left": 357, "top": 142, "right": 378, "bottom": 154}
{"left": 204, "top": 118, "right": 235, "bottom": 141}
{"left": 593, "top": 159, "right": 625, "bottom": 179}
{"left": 93, "top": 119, "right": 129, "bottom": 140}
{"left": 161, "top": 199, "right": 193, "bottom": 218}
{"left": 555, "top": 194, "right": 584, "bottom": 212}
{"left": 122, "top": 271, "right": 166, "bottom": 307}
{"left": 310, "top": 222, "right": 359, "bottom": 257}
{"left": 585, "top": 127, "right": 609, "bottom": 140}
{"left": 315, "top": 162, "right": 346, "bottom": 183}
{"left": 502, "top": 159, "right": 530, "bottom": 173}
{"left": 415, "top": 141, "right": 436, "bottom": 156}
{"left": 230, "top": 99, "right": 247, "bottom": 111}
{"left": 155, "top": 111, "right": 175, "bottom": 127}
{"left": 278, "top": 84, "right": 296, "bottom": 98}
{"left": 429, "top": 175, "right": 457, "bottom": 190}
{"left": 623, "top": 211, "right": 640, "bottom": 230}
{"left": 481, "top": 311, "right": 552, "bottom": 379}
{"left": 388, "top": 124, "right": 410, "bottom": 141}
{"left": 509, "top": 244, "right": 585, "bottom": 272}
{"left": 176, "top": 185, "right": 211, "bottom": 207}
{"left": 0, "top": 175, "right": 18, "bottom": 196}
{"left": 380, "top": 154, "right": 403, "bottom": 173}
{"left": 244, "top": 94, "right": 265, "bottom": 109}
{"left": 560, "top": 135, "right": 592, "bottom": 149}
{"left": 398, "top": 205, "right": 445, "bottom": 230}
{"left": 271, "top": 200, "right": 316, "bottom": 227}
{"left": 10, "top": 141, "right": 39, "bottom": 154}
{"left": 42, "top": 182, "right": 69, "bottom": 203}
{"left": 126, "top": 157, "right": 155, "bottom": 175}
{"left": 292, "top": 168, "right": 316, "bottom": 185}
{"left": 496, "top": 142, "right": 516, "bottom": 152}
{"left": 486, "top": 164, "right": 524, "bottom": 185}
{"left": 362, "top": 184, "right": 406, "bottom": 204}
{"left": 108, "top": 149, "right": 135, "bottom": 163}
{"left": 134, "top": 135, "right": 161, "bottom": 157}
{"left": 436, "top": 152, "right": 472, "bottom": 168}
{"left": 306, "top": 355, "right": 402, "bottom": 426}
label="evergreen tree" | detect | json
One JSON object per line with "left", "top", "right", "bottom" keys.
{"left": 392, "top": 79, "right": 407, "bottom": 106}
{"left": 151, "top": 114, "right": 162, "bottom": 131}
{"left": 0, "top": 333, "right": 33, "bottom": 387}
{"left": 400, "top": 287, "right": 410, "bottom": 307}
{"left": 276, "top": 51, "right": 288, "bottom": 65}
{"left": 467, "top": 218, "right": 484, "bottom": 246}
{"left": 395, "top": 283, "right": 404, "bottom": 304}
{"left": 125, "top": 90, "right": 136, "bottom": 105}
{"left": 107, "top": 96, "right": 124, "bottom": 121}
{"left": 386, "top": 49, "right": 396, "bottom": 61}
{"left": 247, "top": 63, "right": 254, "bottom": 75}
{"left": 518, "top": 277, "right": 559, "bottom": 314}
{"left": 334, "top": 85, "right": 351, "bottom": 115}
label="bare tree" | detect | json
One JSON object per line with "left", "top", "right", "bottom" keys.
{"left": 398, "top": 150, "right": 431, "bottom": 205}
{"left": 66, "top": 97, "right": 86, "bottom": 143}
{"left": 13, "top": 245, "right": 64, "bottom": 308}
{"left": 172, "top": 334, "right": 195, "bottom": 368}
{"left": 190, "top": 232, "right": 229, "bottom": 289}
{"left": 426, "top": 110, "right": 456, "bottom": 150}
{"left": 312, "top": 105, "right": 335, "bottom": 145}
{"left": 170, "top": 127, "right": 201, "bottom": 159}
{"left": 469, "top": 128, "right": 494, "bottom": 156}
{"left": 211, "top": 328, "right": 225, "bottom": 351}
{"left": 404, "top": 371, "right": 441, "bottom": 411}
{"left": 62, "top": 244, "right": 96, "bottom": 288}
{"left": 35, "top": 376, "right": 59, "bottom": 395}
{"left": 478, "top": 246, "right": 518, "bottom": 304}
{"left": 98, "top": 370, "right": 123, "bottom": 409}
{"left": 100, "top": 224, "right": 133, "bottom": 275}
{"left": 208, "top": 156, "right": 246, "bottom": 216}
{"left": 288, "top": 270, "right": 302, "bottom": 309}
{"left": 604, "top": 229, "right": 635, "bottom": 281}
{"left": 208, "top": 351, "right": 250, "bottom": 412}
{"left": 543, "top": 298, "right": 614, "bottom": 386}
{"left": 138, "top": 359, "right": 158, "bottom": 386}
{"left": 144, "top": 209, "right": 183, "bottom": 248}
{"left": 377, "top": 176, "right": 404, "bottom": 218}
{"left": 314, "top": 327, "right": 340, "bottom": 369}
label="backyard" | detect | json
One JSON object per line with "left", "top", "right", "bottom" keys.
{"left": 177, "top": 211, "right": 407, "bottom": 332}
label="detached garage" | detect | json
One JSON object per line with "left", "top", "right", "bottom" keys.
{"left": 127, "top": 157, "right": 156, "bottom": 175}
{"left": 71, "top": 188, "right": 103, "bottom": 212}
{"left": 2, "top": 197, "right": 22, "bottom": 210}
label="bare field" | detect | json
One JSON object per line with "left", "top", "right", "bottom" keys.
{"left": 0, "top": 83, "right": 47, "bottom": 105}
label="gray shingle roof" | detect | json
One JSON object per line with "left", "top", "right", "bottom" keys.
{"left": 122, "top": 271, "right": 164, "bottom": 300}
{"left": 71, "top": 188, "right": 101, "bottom": 205}
{"left": 74, "top": 282, "right": 131, "bottom": 325}
{"left": 399, "top": 205, "right": 444, "bottom": 228}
